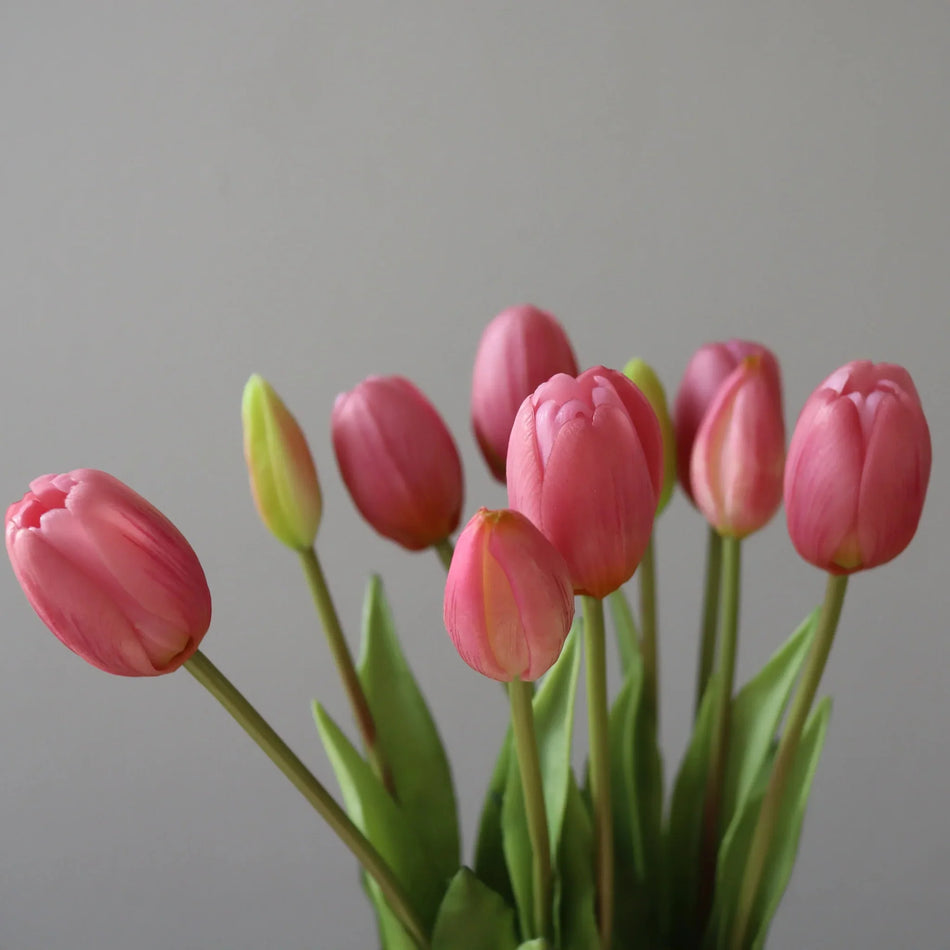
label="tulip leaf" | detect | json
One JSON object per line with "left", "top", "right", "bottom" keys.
{"left": 554, "top": 773, "right": 600, "bottom": 950}
{"left": 357, "top": 575, "right": 460, "bottom": 885}
{"left": 607, "top": 586, "right": 640, "bottom": 676}
{"left": 720, "top": 608, "right": 819, "bottom": 833}
{"left": 502, "top": 736, "right": 534, "bottom": 940}
{"left": 708, "top": 697, "right": 833, "bottom": 950}
{"left": 665, "top": 669, "right": 722, "bottom": 948}
{"left": 430, "top": 867, "right": 519, "bottom": 950}
{"left": 312, "top": 703, "right": 444, "bottom": 938}
{"left": 517, "top": 942, "right": 552, "bottom": 949}
{"left": 474, "top": 727, "right": 515, "bottom": 906}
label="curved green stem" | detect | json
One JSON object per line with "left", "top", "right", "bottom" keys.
{"left": 184, "top": 650, "right": 429, "bottom": 950}
{"left": 695, "top": 528, "right": 723, "bottom": 718}
{"left": 730, "top": 573, "right": 848, "bottom": 950}
{"left": 639, "top": 535, "right": 659, "bottom": 729}
{"left": 583, "top": 595, "right": 613, "bottom": 949}
{"left": 434, "top": 537, "right": 454, "bottom": 571}
{"left": 298, "top": 547, "right": 393, "bottom": 794}
{"left": 509, "top": 678, "right": 552, "bottom": 942}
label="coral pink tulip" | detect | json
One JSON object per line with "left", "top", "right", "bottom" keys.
{"left": 506, "top": 366, "right": 664, "bottom": 598}
{"left": 690, "top": 352, "right": 786, "bottom": 538}
{"left": 784, "top": 360, "right": 931, "bottom": 573}
{"left": 674, "top": 340, "right": 773, "bottom": 502}
{"left": 332, "top": 375, "right": 463, "bottom": 550}
{"left": 443, "top": 508, "right": 574, "bottom": 681}
{"left": 6, "top": 469, "right": 212, "bottom": 676}
{"left": 471, "top": 304, "right": 579, "bottom": 482}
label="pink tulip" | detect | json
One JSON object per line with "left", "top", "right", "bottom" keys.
{"left": 690, "top": 352, "right": 786, "bottom": 538}
{"left": 6, "top": 469, "right": 212, "bottom": 676}
{"left": 784, "top": 360, "right": 931, "bottom": 573}
{"left": 674, "top": 340, "right": 773, "bottom": 502}
{"left": 471, "top": 304, "right": 579, "bottom": 482}
{"left": 506, "top": 366, "right": 663, "bottom": 598}
{"left": 332, "top": 375, "right": 463, "bottom": 550}
{"left": 443, "top": 508, "right": 574, "bottom": 681}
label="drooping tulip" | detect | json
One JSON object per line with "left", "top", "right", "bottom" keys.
{"left": 690, "top": 352, "right": 786, "bottom": 538}
{"left": 471, "top": 305, "right": 579, "bottom": 482}
{"left": 443, "top": 508, "right": 574, "bottom": 681}
{"left": 6, "top": 469, "right": 212, "bottom": 676}
{"left": 506, "top": 366, "right": 663, "bottom": 598}
{"left": 332, "top": 375, "right": 463, "bottom": 550}
{"left": 624, "top": 357, "right": 676, "bottom": 514}
{"left": 674, "top": 340, "right": 772, "bottom": 502}
{"left": 784, "top": 360, "right": 931, "bottom": 573}
{"left": 242, "top": 374, "right": 322, "bottom": 550}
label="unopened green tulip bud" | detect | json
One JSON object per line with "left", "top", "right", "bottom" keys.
{"left": 624, "top": 358, "right": 676, "bottom": 514}
{"left": 242, "top": 374, "right": 322, "bottom": 550}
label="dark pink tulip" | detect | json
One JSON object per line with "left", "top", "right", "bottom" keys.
{"left": 506, "top": 366, "right": 663, "bottom": 599}
{"left": 674, "top": 340, "right": 773, "bottom": 502}
{"left": 784, "top": 361, "right": 931, "bottom": 574}
{"left": 332, "top": 375, "right": 463, "bottom": 550}
{"left": 443, "top": 508, "right": 574, "bottom": 681}
{"left": 690, "top": 352, "right": 786, "bottom": 538}
{"left": 6, "top": 469, "right": 212, "bottom": 677}
{"left": 471, "top": 304, "right": 579, "bottom": 482}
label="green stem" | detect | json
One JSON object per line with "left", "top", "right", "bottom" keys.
{"left": 298, "top": 547, "right": 393, "bottom": 795}
{"left": 730, "top": 573, "right": 848, "bottom": 950}
{"left": 698, "top": 535, "right": 741, "bottom": 929}
{"left": 695, "top": 528, "right": 723, "bottom": 718}
{"left": 639, "top": 534, "right": 659, "bottom": 729}
{"left": 583, "top": 595, "right": 613, "bottom": 949}
{"left": 509, "top": 678, "right": 552, "bottom": 942}
{"left": 184, "top": 650, "right": 429, "bottom": 950}
{"left": 434, "top": 537, "right": 454, "bottom": 571}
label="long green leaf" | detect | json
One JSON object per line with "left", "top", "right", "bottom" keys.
{"left": 502, "top": 735, "right": 533, "bottom": 941}
{"left": 357, "top": 575, "right": 460, "bottom": 883}
{"left": 431, "top": 868, "right": 519, "bottom": 950}
{"left": 474, "top": 727, "right": 514, "bottom": 906}
{"left": 555, "top": 773, "right": 600, "bottom": 950}
{"left": 607, "top": 586, "right": 640, "bottom": 676}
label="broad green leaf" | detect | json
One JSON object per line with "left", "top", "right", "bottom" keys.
{"left": 555, "top": 773, "right": 600, "bottom": 950}
{"left": 474, "top": 727, "right": 515, "bottom": 906}
{"left": 720, "top": 609, "right": 819, "bottom": 831}
{"left": 517, "top": 942, "right": 553, "bottom": 949}
{"left": 313, "top": 703, "right": 444, "bottom": 934}
{"left": 666, "top": 670, "right": 722, "bottom": 949}
{"left": 357, "top": 575, "right": 460, "bottom": 882}
{"left": 607, "top": 587, "right": 640, "bottom": 675}
{"left": 502, "top": 735, "right": 533, "bottom": 941}
{"left": 431, "top": 867, "right": 519, "bottom": 950}
{"left": 708, "top": 698, "right": 833, "bottom": 950}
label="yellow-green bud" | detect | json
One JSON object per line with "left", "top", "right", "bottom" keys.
{"left": 623, "top": 358, "right": 676, "bottom": 514}
{"left": 242, "top": 374, "right": 322, "bottom": 550}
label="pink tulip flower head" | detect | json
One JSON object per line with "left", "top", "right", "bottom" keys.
{"left": 443, "top": 508, "right": 574, "bottom": 681}
{"left": 6, "top": 469, "right": 212, "bottom": 676}
{"left": 332, "top": 375, "right": 464, "bottom": 550}
{"left": 471, "top": 304, "right": 579, "bottom": 482}
{"left": 674, "top": 340, "right": 773, "bottom": 502}
{"left": 506, "top": 366, "right": 664, "bottom": 599}
{"left": 690, "top": 352, "right": 786, "bottom": 538}
{"left": 784, "top": 361, "right": 931, "bottom": 574}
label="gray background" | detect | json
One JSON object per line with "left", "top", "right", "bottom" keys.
{"left": 1, "top": 2, "right": 948, "bottom": 948}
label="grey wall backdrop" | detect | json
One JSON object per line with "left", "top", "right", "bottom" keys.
{"left": 1, "top": 2, "right": 948, "bottom": 948}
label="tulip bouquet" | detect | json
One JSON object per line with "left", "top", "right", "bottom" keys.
{"left": 5, "top": 305, "right": 932, "bottom": 950}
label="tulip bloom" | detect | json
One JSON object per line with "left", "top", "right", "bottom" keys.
{"left": 6, "top": 469, "right": 212, "bottom": 676}
{"left": 443, "top": 508, "right": 574, "bottom": 681}
{"left": 471, "top": 304, "right": 579, "bottom": 482}
{"left": 784, "top": 360, "right": 931, "bottom": 573}
{"left": 332, "top": 375, "right": 463, "bottom": 550}
{"left": 690, "top": 352, "right": 785, "bottom": 538}
{"left": 624, "top": 357, "right": 676, "bottom": 514}
{"left": 674, "top": 340, "right": 772, "bottom": 501}
{"left": 242, "top": 374, "right": 322, "bottom": 550}
{"left": 507, "top": 366, "right": 664, "bottom": 598}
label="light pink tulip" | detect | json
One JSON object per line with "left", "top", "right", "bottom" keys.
{"left": 443, "top": 508, "right": 574, "bottom": 681}
{"left": 690, "top": 352, "right": 786, "bottom": 538}
{"left": 332, "top": 375, "right": 463, "bottom": 550}
{"left": 6, "top": 470, "right": 212, "bottom": 676}
{"left": 506, "top": 366, "right": 663, "bottom": 598}
{"left": 784, "top": 360, "right": 931, "bottom": 573}
{"left": 674, "top": 340, "right": 772, "bottom": 502}
{"left": 471, "top": 304, "right": 579, "bottom": 482}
